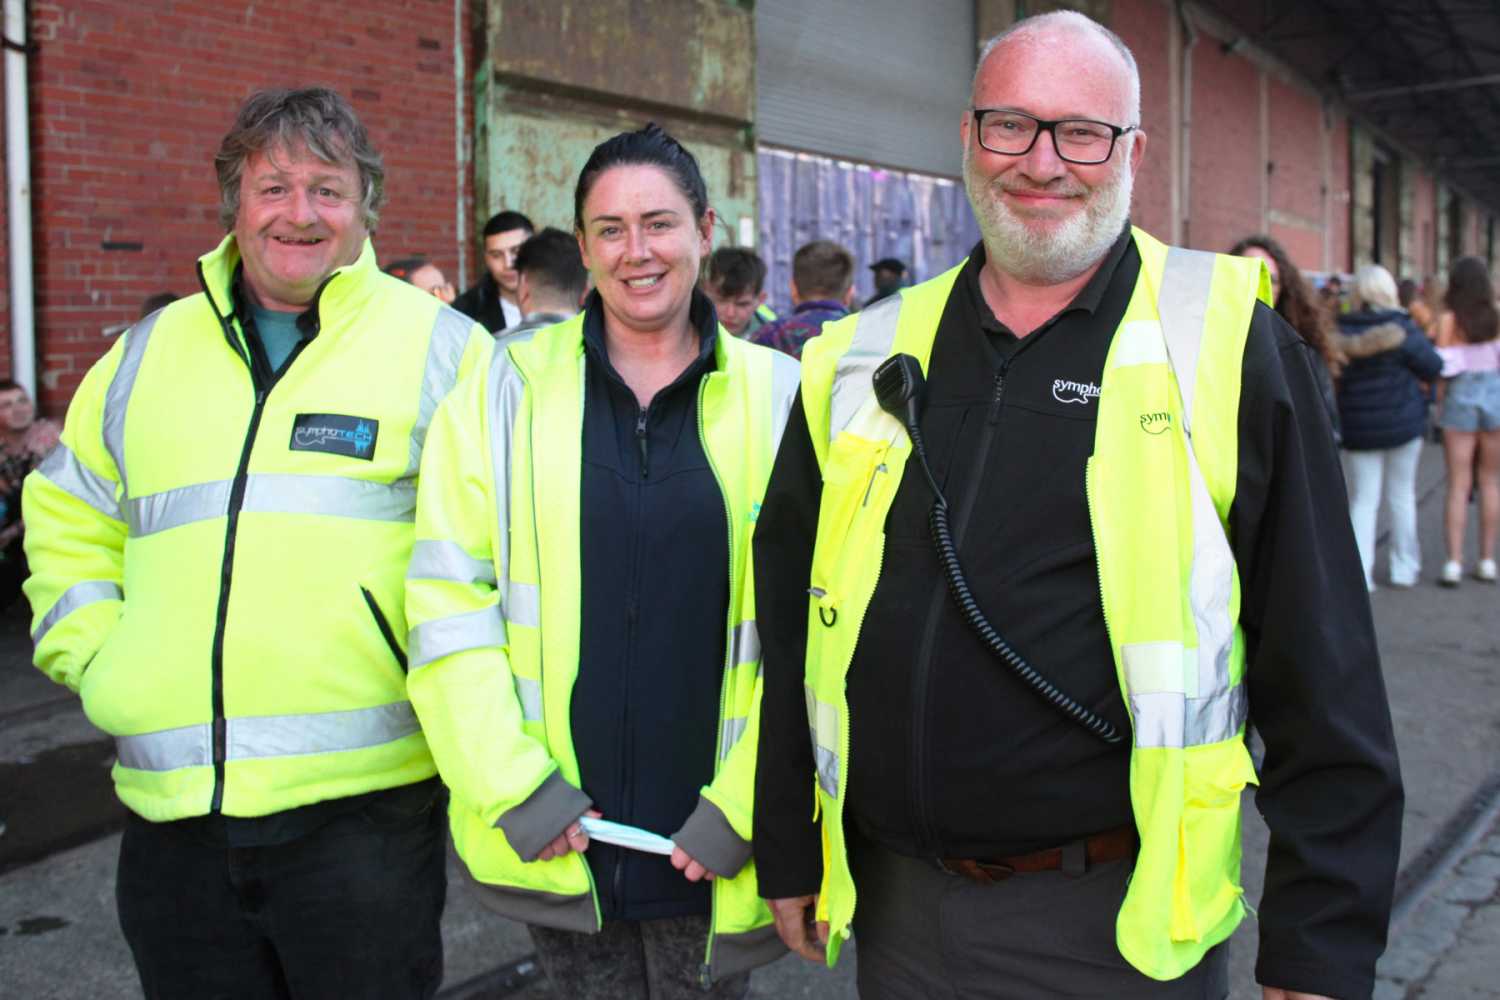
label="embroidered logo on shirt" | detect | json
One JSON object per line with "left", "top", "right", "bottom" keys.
{"left": 1139, "top": 411, "right": 1172, "bottom": 435}
{"left": 290, "top": 413, "right": 379, "bottom": 460}
{"left": 1052, "top": 378, "right": 1102, "bottom": 405}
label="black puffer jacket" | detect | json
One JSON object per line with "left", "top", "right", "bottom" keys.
{"left": 1334, "top": 309, "right": 1442, "bottom": 450}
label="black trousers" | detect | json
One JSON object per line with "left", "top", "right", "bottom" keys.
{"left": 116, "top": 790, "right": 447, "bottom": 1000}
{"left": 848, "top": 831, "right": 1230, "bottom": 1000}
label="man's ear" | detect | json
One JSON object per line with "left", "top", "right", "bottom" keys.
{"left": 790, "top": 279, "right": 803, "bottom": 306}
{"left": 757, "top": 290, "right": 768, "bottom": 306}
{"left": 841, "top": 285, "right": 856, "bottom": 308}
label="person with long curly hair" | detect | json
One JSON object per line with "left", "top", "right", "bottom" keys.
{"left": 1230, "top": 235, "right": 1344, "bottom": 436}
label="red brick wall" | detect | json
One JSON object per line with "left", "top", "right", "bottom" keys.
{"left": 1265, "top": 76, "right": 1325, "bottom": 272}
{"left": 1184, "top": 26, "right": 1263, "bottom": 254}
{"left": 1328, "top": 117, "right": 1351, "bottom": 274}
{"left": 1111, "top": 0, "right": 1171, "bottom": 238}
{"left": 0, "top": 45, "right": 10, "bottom": 377}
{"left": 1413, "top": 169, "right": 1437, "bottom": 281}
{"left": 25, "top": 0, "right": 471, "bottom": 414}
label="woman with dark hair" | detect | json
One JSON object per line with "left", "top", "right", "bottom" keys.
{"left": 1433, "top": 255, "right": 1500, "bottom": 584}
{"left": 0, "top": 380, "right": 59, "bottom": 608}
{"left": 1229, "top": 235, "right": 1343, "bottom": 435}
{"left": 405, "top": 124, "right": 797, "bottom": 998}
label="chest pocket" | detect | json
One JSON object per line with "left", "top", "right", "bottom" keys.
{"left": 810, "top": 430, "right": 908, "bottom": 627}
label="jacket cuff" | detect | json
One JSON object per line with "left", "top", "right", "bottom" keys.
{"left": 1255, "top": 955, "right": 1374, "bottom": 1000}
{"left": 496, "top": 770, "right": 592, "bottom": 862}
{"left": 672, "top": 796, "right": 753, "bottom": 878}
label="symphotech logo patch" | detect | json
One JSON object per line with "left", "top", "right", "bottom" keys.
{"left": 1052, "top": 378, "right": 1101, "bottom": 405}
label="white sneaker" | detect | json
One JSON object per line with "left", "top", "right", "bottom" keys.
{"left": 1477, "top": 559, "right": 1498, "bottom": 583}
{"left": 1440, "top": 561, "right": 1463, "bottom": 587}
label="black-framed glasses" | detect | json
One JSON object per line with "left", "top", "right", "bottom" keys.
{"left": 971, "top": 108, "right": 1137, "bottom": 165}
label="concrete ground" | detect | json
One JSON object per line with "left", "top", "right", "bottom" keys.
{"left": 1, "top": 441, "right": 1496, "bottom": 999}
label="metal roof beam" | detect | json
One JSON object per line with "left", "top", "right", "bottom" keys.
{"left": 1348, "top": 72, "right": 1500, "bottom": 101}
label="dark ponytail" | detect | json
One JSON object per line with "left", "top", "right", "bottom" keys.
{"left": 573, "top": 123, "right": 709, "bottom": 231}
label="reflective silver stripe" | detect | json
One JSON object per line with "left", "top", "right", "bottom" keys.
{"left": 719, "top": 715, "right": 748, "bottom": 760}
{"left": 408, "top": 605, "right": 506, "bottom": 670}
{"left": 730, "top": 619, "right": 760, "bottom": 667}
{"left": 1156, "top": 247, "right": 1217, "bottom": 434}
{"left": 102, "top": 310, "right": 162, "bottom": 497}
{"left": 31, "top": 580, "right": 123, "bottom": 646}
{"left": 226, "top": 701, "right": 421, "bottom": 760}
{"left": 1121, "top": 641, "right": 1197, "bottom": 697}
{"left": 408, "top": 307, "right": 476, "bottom": 476}
{"left": 514, "top": 676, "right": 543, "bottom": 722}
{"left": 116, "top": 723, "right": 211, "bottom": 772}
{"left": 36, "top": 444, "right": 122, "bottom": 521}
{"left": 829, "top": 293, "right": 903, "bottom": 439}
{"left": 127, "top": 479, "right": 232, "bottom": 536}
{"left": 1120, "top": 247, "right": 1241, "bottom": 750}
{"left": 126, "top": 475, "right": 417, "bottom": 537}
{"left": 407, "top": 539, "right": 497, "bottom": 587}
{"left": 506, "top": 580, "right": 540, "bottom": 630}
{"left": 487, "top": 350, "right": 528, "bottom": 598}
{"left": 242, "top": 474, "right": 416, "bottom": 522}
{"left": 768, "top": 352, "right": 801, "bottom": 455}
{"left": 804, "top": 685, "right": 841, "bottom": 798}
{"left": 1130, "top": 686, "right": 1248, "bottom": 749}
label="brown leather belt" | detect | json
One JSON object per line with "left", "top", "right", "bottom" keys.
{"left": 936, "top": 825, "right": 1137, "bottom": 884}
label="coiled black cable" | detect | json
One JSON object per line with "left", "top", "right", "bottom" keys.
{"left": 877, "top": 355, "right": 1123, "bottom": 745}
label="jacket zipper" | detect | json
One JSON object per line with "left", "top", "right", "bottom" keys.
{"left": 696, "top": 374, "right": 734, "bottom": 988}
{"left": 196, "top": 263, "right": 310, "bottom": 813}
{"left": 635, "top": 409, "right": 650, "bottom": 479}
{"left": 908, "top": 363, "right": 1007, "bottom": 852}
{"left": 613, "top": 402, "right": 651, "bottom": 918}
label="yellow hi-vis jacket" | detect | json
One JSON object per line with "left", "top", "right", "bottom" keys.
{"left": 797, "top": 227, "right": 1271, "bottom": 980}
{"left": 405, "top": 316, "right": 800, "bottom": 982}
{"left": 23, "top": 235, "right": 492, "bottom": 822}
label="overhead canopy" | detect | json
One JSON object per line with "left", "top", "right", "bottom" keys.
{"left": 1192, "top": 0, "right": 1500, "bottom": 213}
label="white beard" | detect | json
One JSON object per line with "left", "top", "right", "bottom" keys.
{"left": 964, "top": 149, "right": 1133, "bottom": 285}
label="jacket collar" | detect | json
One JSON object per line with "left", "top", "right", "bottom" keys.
{"left": 197, "top": 234, "right": 382, "bottom": 339}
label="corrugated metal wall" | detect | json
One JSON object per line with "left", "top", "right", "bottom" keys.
{"left": 758, "top": 147, "right": 982, "bottom": 311}
{"left": 756, "top": 0, "right": 975, "bottom": 178}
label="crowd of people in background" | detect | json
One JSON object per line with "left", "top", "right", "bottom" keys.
{"left": 1227, "top": 232, "right": 1500, "bottom": 590}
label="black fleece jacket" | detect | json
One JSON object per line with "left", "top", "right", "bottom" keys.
{"left": 572, "top": 291, "right": 728, "bottom": 922}
{"left": 752, "top": 234, "right": 1404, "bottom": 999}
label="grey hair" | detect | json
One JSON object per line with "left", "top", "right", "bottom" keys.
{"left": 214, "top": 87, "right": 386, "bottom": 231}
{"left": 974, "top": 11, "right": 1141, "bottom": 127}
{"left": 1352, "top": 264, "right": 1400, "bottom": 311}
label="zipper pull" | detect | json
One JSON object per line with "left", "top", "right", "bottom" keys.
{"left": 635, "top": 410, "right": 649, "bottom": 479}
{"left": 987, "top": 365, "right": 1007, "bottom": 425}
{"left": 698, "top": 964, "right": 713, "bottom": 991}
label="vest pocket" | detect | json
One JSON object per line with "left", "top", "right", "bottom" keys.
{"left": 360, "top": 586, "right": 409, "bottom": 672}
{"left": 810, "top": 433, "right": 893, "bottom": 613}
{"left": 1170, "top": 737, "right": 1257, "bottom": 941}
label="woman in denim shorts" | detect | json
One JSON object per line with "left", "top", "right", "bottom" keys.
{"left": 1435, "top": 256, "right": 1500, "bottom": 585}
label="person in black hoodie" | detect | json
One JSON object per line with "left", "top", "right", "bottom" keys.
{"left": 1334, "top": 264, "right": 1443, "bottom": 590}
{"left": 452, "top": 210, "right": 534, "bottom": 333}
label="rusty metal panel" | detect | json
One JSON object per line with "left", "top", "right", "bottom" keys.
{"left": 488, "top": 1, "right": 753, "bottom": 123}
{"left": 475, "top": 1, "right": 757, "bottom": 250}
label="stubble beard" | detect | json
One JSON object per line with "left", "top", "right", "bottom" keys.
{"left": 964, "top": 149, "right": 1133, "bottom": 285}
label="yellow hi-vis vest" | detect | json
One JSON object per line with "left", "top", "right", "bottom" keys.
{"left": 23, "top": 234, "right": 493, "bottom": 821}
{"left": 405, "top": 316, "right": 800, "bottom": 982}
{"left": 797, "top": 227, "right": 1271, "bottom": 980}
